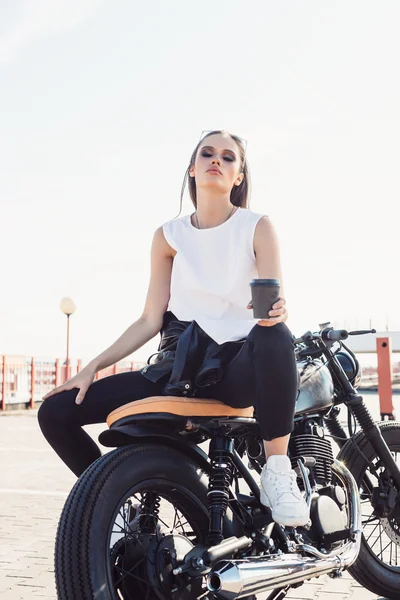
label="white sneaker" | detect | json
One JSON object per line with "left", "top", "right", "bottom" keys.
{"left": 260, "top": 455, "right": 309, "bottom": 527}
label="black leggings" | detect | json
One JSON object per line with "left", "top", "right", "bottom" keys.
{"left": 38, "top": 322, "right": 298, "bottom": 477}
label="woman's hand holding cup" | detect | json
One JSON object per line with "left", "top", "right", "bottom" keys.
{"left": 246, "top": 297, "right": 287, "bottom": 326}
{"left": 246, "top": 278, "right": 287, "bottom": 327}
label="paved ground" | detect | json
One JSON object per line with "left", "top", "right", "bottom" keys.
{"left": 0, "top": 392, "right": 398, "bottom": 599}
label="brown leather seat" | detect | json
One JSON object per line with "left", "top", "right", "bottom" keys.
{"left": 107, "top": 396, "right": 254, "bottom": 427}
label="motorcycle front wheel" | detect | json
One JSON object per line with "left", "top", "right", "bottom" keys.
{"left": 339, "top": 421, "right": 400, "bottom": 600}
{"left": 54, "top": 443, "right": 255, "bottom": 600}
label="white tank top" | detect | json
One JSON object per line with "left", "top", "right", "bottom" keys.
{"left": 162, "top": 207, "right": 265, "bottom": 345}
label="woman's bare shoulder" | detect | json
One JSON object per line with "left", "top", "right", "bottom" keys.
{"left": 153, "top": 225, "right": 176, "bottom": 258}
{"left": 253, "top": 215, "right": 280, "bottom": 255}
{"left": 157, "top": 213, "right": 188, "bottom": 258}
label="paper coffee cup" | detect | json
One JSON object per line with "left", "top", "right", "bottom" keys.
{"left": 250, "top": 278, "right": 280, "bottom": 319}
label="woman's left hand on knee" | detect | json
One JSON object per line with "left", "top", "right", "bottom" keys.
{"left": 246, "top": 297, "right": 288, "bottom": 327}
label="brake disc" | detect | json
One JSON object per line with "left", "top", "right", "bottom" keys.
{"left": 381, "top": 516, "right": 400, "bottom": 545}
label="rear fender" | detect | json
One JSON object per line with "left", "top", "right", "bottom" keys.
{"left": 99, "top": 423, "right": 211, "bottom": 474}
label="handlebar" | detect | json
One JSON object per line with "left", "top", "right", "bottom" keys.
{"left": 294, "top": 327, "right": 376, "bottom": 346}
{"left": 321, "top": 329, "right": 348, "bottom": 342}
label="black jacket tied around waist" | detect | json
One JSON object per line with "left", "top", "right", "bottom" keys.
{"left": 140, "top": 311, "right": 246, "bottom": 397}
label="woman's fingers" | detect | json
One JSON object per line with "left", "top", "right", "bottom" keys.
{"left": 75, "top": 386, "right": 88, "bottom": 405}
{"left": 42, "top": 385, "right": 65, "bottom": 400}
{"left": 269, "top": 296, "right": 287, "bottom": 318}
{"left": 268, "top": 307, "right": 287, "bottom": 318}
{"left": 42, "top": 382, "right": 75, "bottom": 400}
{"left": 272, "top": 297, "right": 286, "bottom": 309}
{"left": 270, "top": 298, "right": 286, "bottom": 313}
{"left": 248, "top": 298, "right": 286, "bottom": 311}
{"left": 41, "top": 368, "right": 95, "bottom": 404}
{"left": 249, "top": 296, "right": 287, "bottom": 326}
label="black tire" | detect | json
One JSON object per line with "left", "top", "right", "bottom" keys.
{"left": 338, "top": 422, "right": 400, "bottom": 599}
{"left": 55, "top": 443, "right": 254, "bottom": 600}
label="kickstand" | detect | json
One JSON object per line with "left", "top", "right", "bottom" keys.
{"left": 265, "top": 586, "right": 291, "bottom": 600}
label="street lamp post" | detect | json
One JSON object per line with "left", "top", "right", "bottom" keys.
{"left": 60, "top": 297, "right": 76, "bottom": 381}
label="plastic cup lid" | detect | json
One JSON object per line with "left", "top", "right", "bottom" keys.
{"left": 250, "top": 278, "right": 280, "bottom": 286}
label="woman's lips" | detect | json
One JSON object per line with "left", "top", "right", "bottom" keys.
{"left": 207, "top": 168, "right": 222, "bottom": 175}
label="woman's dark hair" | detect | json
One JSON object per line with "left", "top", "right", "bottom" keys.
{"left": 174, "top": 130, "right": 251, "bottom": 218}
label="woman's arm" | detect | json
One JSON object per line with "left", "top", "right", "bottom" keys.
{"left": 42, "top": 226, "right": 174, "bottom": 401}
{"left": 252, "top": 216, "right": 288, "bottom": 325}
{"left": 87, "top": 226, "right": 174, "bottom": 372}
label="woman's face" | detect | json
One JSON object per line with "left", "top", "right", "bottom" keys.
{"left": 189, "top": 133, "right": 244, "bottom": 193}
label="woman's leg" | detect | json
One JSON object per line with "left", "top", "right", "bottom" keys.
{"left": 202, "top": 322, "right": 299, "bottom": 443}
{"left": 201, "top": 323, "right": 308, "bottom": 526}
{"left": 37, "top": 371, "right": 166, "bottom": 477}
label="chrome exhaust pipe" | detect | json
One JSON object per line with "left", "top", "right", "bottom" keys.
{"left": 207, "top": 459, "right": 361, "bottom": 600}
{"left": 207, "top": 553, "right": 348, "bottom": 599}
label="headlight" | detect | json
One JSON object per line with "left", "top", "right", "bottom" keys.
{"left": 335, "top": 350, "right": 362, "bottom": 388}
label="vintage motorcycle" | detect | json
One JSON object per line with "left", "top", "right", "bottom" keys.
{"left": 54, "top": 325, "right": 400, "bottom": 600}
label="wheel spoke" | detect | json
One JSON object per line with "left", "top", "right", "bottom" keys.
{"left": 172, "top": 507, "right": 178, "bottom": 531}
{"left": 377, "top": 539, "right": 393, "bottom": 560}
{"left": 113, "top": 555, "right": 148, "bottom": 587}
{"left": 365, "top": 522, "right": 380, "bottom": 543}
{"left": 174, "top": 509, "right": 188, "bottom": 533}
{"left": 362, "top": 515, "right": 379, "bottom": 526}
{"left": 357, "top": 443, "right": 400, "bottom": 573}
{"left": 120, "top": 503, "right": 132, "bottom": 532}
{"left": 367, "top": 535, "right": 379, "bottom": 551}
{"left": 112, "top": 520, "right": 132, "bottom": 534}
{"left": 108, "top": 484, "right": 205, "bottom": 597}
{"left": 155, "top": 513, "right": 172, "bottom": 530}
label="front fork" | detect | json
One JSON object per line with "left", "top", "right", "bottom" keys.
{"left": 326, "top": 393, "right": 400, "bottom": 514}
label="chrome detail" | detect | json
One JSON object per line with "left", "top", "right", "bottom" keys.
{"left": 207, "top": 459, "right": 361, "bottom": 599}
{"left": 297, "top": 458, "right": 312, "bottom": 510}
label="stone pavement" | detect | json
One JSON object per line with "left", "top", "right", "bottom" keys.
{"left": 0, "top": 392, "right": 398, "bottom": 600}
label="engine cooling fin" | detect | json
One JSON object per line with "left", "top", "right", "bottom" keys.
{"left": 290, "top": 434, "right": 334, "bottom": 486}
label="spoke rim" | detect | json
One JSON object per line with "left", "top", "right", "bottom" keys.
{"left": 105, "top": 480, "right": 208, "bottom": 600}
{"left": 360, "top": 447, "right": 400, "bottom": 571}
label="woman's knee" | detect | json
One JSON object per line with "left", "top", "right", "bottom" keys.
{"left": 248, "top": 322, "right": 294, "bottom": 348}
{"left": 37, "top": 389, "right": 79, "bottom": 432}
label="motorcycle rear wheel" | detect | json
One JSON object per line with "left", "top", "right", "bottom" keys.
{"left": 339, "top": 421, "right": 400, "bottom": 600}
{"left": 54, "top": 443, "right": 256, "bottom": 600}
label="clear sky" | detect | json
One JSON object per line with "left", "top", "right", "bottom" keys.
{"left": 1, "top": 0, "right": 399, "bottom": 364}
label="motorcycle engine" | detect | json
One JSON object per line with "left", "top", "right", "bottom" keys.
{"left": 303, "top": 487, "right": 349, "bottom": 547}
{"left": 289, "top": 422, "right": 349, "bottom": 548}
{"left": 289, "top": 423, "right": 334, "bottom": 488}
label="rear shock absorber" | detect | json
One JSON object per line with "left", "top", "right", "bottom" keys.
{"left": 208, "top": 435, "right": 234, "bottom": 545}
{"left": 139, "top": 491, "right": 161, "bottom": 533}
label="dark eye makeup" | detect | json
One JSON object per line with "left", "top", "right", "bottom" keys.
{"left": 201, "top": 150, "right": 235, "bottom": 162}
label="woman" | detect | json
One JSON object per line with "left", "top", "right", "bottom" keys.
{"left": 38, "top": 130, "right": 308, "bottom": 527}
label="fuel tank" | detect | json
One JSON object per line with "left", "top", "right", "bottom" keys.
{"left": 295, "top": 359, "right": 334, "bottom": 416}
